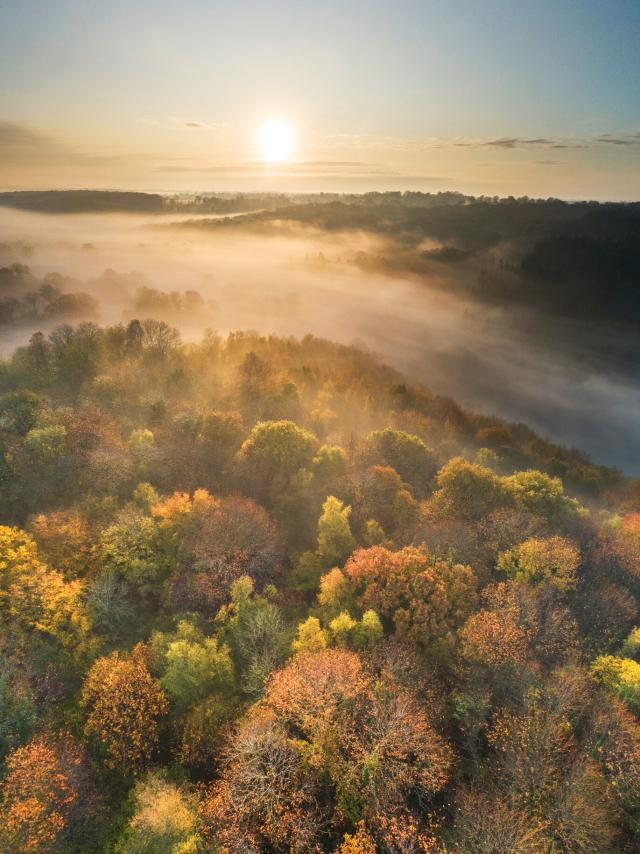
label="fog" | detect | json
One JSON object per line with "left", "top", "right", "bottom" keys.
{"left": 1, "top": 207, "right": 638, "bottom": 473}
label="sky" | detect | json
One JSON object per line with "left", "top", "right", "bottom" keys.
{"left": 1, "top": 0, "right": 639, "bottom": 199}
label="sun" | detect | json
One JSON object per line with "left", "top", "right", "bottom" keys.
{"left": 258, "top": 118, "right": 294, "bottom": 163}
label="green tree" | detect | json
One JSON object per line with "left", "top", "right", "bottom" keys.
{"left": 505, "top": 469, "right": 585, "bottom": 526}
{"left": 100, "top": 509, "right": 164, "bottom": 599}
{"left": 364, "top": 428, "right": 436, "bottom": 497}
{"left": 353, "top": 609, "right": 384, "bottom": 649}
{"left": 430, "top": 457, "right": 510, "bottom": 521}
{"left": 152, "top": 620, "right": 234, "bottom": 713}
{"left": 238, "top": 420, "right": 318, "bottom": 494}
{"left": 317, "top": 495, "right": 356, "bottom": 568}
{"left": 497, "top": 535, "right": 581, "bottom": 592}
{"left": 312, "top": 444, "right": 348, "bottom": 485}
{"left": 0, "top": 391, "right": 42, "bottom": 435}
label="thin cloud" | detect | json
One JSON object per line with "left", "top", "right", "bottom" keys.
{"left": 480, "top": 137, "right": 553, "bottom": 148}
{"left": 144, "top": 117, "right": 230, "bottom": 131}
{"left": 594, "top": 134, "right": 639, "bottom": 146}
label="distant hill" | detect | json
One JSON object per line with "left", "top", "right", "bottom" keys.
{"left": 0, "top": 189, "right": 165, "bottom": 214}
{"left": 179, "top": 196, "right": 640, "bottom": 324}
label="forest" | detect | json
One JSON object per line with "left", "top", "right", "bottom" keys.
{"left": 180, "top": 194, "right": 640, "bottom": 326}
{"left": 3, "top": 190, "right": 639, "bottom": 326}
{"left": 1, "top": 317, "right": 640, "bottom": 852}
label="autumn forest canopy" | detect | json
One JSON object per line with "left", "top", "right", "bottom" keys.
{"left": 0, "top": 297, "right": 638, "bottom": 853}
{"left": 3, "top": 0, "right": 640, "bottom": 847}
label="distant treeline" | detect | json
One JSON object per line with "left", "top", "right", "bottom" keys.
{"left": 182, "top": 197, "right": 640, "bottom": 324}
{"left": 3, "top": 189, "right": 639, "bottom": 324}
{"left": 0, "top": 190, "right": 166, "bottom": 214}
{"left": 3, "top": 187, "right": 639, "bottom": 217}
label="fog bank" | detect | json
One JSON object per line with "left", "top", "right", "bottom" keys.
{"left": 0, "top": 207, "right": 637, "bottom": 473}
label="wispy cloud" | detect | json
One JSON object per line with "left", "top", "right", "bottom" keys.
{"left": 594, "top": 134, "right": 638, "bottom": 146}
{"left": 320, "top": 130, "right": 640, "bottom": 153}
{"left": 480, "top": 137, "right": 553, "bottom": 148}
{"left": 143, "top": 116, "right": 230, "bottom": 131}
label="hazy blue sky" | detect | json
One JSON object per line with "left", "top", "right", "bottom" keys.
{"left": 1, "top": 0, "right": 639, "bottom": 197}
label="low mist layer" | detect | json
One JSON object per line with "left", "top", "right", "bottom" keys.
{"left": 0, "top": 195, "right": 638, "bottom": 472}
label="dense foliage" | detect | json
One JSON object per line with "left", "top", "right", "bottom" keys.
{"left": 0, "top": 320, "right": 639, "bottom": 852}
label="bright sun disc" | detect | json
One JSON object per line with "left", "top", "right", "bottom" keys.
{"left": 259, "top": 118, "right": 294, "bottom": 162}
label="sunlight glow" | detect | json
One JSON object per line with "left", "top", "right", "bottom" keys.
{"left": 258, "top": 118, "right": 294, "bottom": 163}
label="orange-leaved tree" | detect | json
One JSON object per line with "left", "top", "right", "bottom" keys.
{"left": 81, "top": 645, "right": 168, "bottom": 773}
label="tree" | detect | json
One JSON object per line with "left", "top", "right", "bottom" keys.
{"left": 0, "top": 736, "right": 98, "bottom": 853}
{"left": 317, "top": 495, "right": 356, "bottom": 567}
{"left": 363, "top": 428, "right": 437, "bottom": 497}
{"left": 238, "top": 420, "right": 318, "bottom": 494}
{"left": 14, "top": 424, "right": 72, "bottom": 509}
{"left": 84, "top": 568, "right": 133, "bottom": 640}
{"left": 0, "top": 525, "right": 91, "bottom": 658}
{"left": 317, "top": 566, "right": 353, "bottom": 617}
{"left": 138, "top": 319, "right": 180, "bottom": 358}
{"left": 115, "top": 771, "right": 202, "bottom": 854}
{"left": 0, "top": 668, "right": 34, "bottom": 766}
{"left": 590, "top": 698, "right": 640, "bottom": 842}
{"left": 100, "top": 509, "right": 165, "bottom": 600}
{"left": 358, "top": 465, "right": 418, "bottom": 538}
{"left": 265, "top": 650, "right": 451, "bottom": 828}
{"left": 267, "top": 649, "right": 366, "bottom": 731}
{"left": 451, "top": 788, "right": 548, "bottom": 854}
{"left": 312, "top": 444, "right": 348, "bottom": 486}
{"left": 197, "top": 410, "right": 245, "bottom": 487}
{"left": 128, "top": 428, "right": 158, "bottom": 478}
{"left": 353, "top": 609, "right": 384, "bottom": 649}
{"left": 81, "top": 646, "right": 168, "bottom": 773}
{"left": 497, "top": 535, "right": 581, "bottom": 592}
{"left": 0, "top": 390, "right": 42, "bottom": 435}
{"left": 158, "top": 490, "right": 282, "bottom": 615}
{"left": 505, "top": 469, "right": 585, "bottom": 526}
{"left": 200, "top": 708, "right": 325, "bottom": 852}
{"left": 151, "top": 620, "right": 234, "bottom": 714}
{"left": 481, "top": 579, "right": 580, "bottom": 669}
{"left": 329, "top": 611, "right": 357, "bottom": 647}
{"left": 337, "top": 823, "right": 376, "bottom": 854}
{"left": 486, "top": 685, "right": 621, "bottom": 852}
{"left": 622, "top": 626, "right": 640, "bottom": 660}
{"left": 47, "top": 322, "right": 104, "bottom": 395}
{"left": 330, "top": 680, "right": 452, "bottom": 822}
{"left": 344, "top": 546, "right": 477, "bottom": 648}
{"left": 292, "top": 616, "right": 328, "bottom": 654}
{"left": 459, "top": 608, "right": 529, "bottom": 671}
{"left": 429, "top": 457, "right": 510, "bottom": 521}
{"left": 28, "top": 510, "right": 94, "bottom": 580}
{"left": 219, "top": 577, "right": 289, "bottom": 698}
